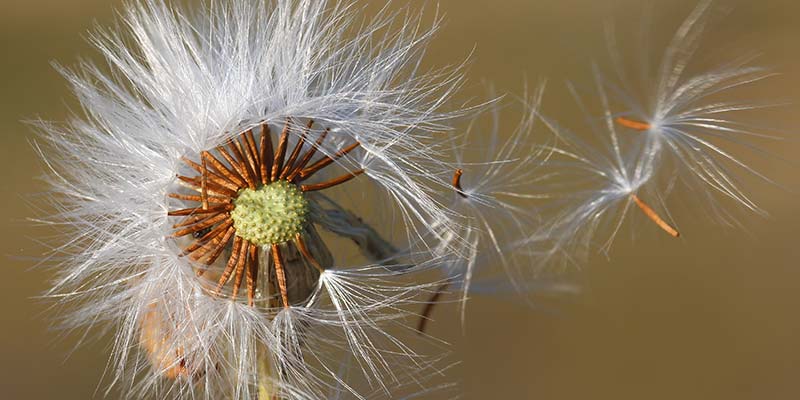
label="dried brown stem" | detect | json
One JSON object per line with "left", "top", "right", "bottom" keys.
{"left": 231, "top": 241, "right": 250, "bottom": 300}
{"left": 299, "top": 141, "right": 361, "bottom": 180}
{"left": 271, "top": 244, "right": 291, "bottom": 308}
{"left": 200, "top": 157, "right": 209, "bottom": 210}
{"left": 301, "top": 169, "right": 364, "bottom": 192}
{"left": 202, "top": 150, "right": 245, "bottom": 187}
{"left": 168, "top": 193, "right": 229, "bottom": 204}
{"left": 215, "top": 146, "right": 248, "bottom": 185}
{"left": 229, "top": 139, "right": 256, "bottom": 190}
{"left": 272, "top": 119, "right": 291, "bottom": 181}
{"left": 167, "top": 204, "right": 232, "bottom": 217}
{"left": 281, "top": 119, "right": 314, "bottom": 180}
{"left": 259, "top": 124, "right": 274, "bottom": 185}
{"left": 170, "top": 213, "right": 230, "bottom": 237}
{"left": 287, "top": 128, "right": 329, "bottom": 182}
{"left": 244, "top": 129, "right": 262, "bottom": 184}
{"left": 171, "top": 214, "right": 208, "bottom": 229}
{"left": 176, "top": 175, "right": 237, "bottom": 197}
{"left": 294, "top": 233, "right": 325, "bottom": 273}
{"left": 195, "top": 225, "right": 236, "bottom": 269}
{"left": 216, "top": 237, "right": 244, "bottom": 295}
{"left": 180, "top": 219, "right": 234, "bottom": 256}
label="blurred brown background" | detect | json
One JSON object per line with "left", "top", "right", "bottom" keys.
{"left": 2, "top": 0, "right": 799, "bottom": 399}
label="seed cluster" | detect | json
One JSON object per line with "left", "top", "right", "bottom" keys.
{"left": 166, "top": 119, "right": 363, "bottom": 306}
{"left": 231, "top": 181, "right": 310, "bottom": 246}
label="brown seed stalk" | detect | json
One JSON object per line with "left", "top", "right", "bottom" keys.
{"left": 631, "top": 194, "right": 680, "bottom": 237}
{"left": 616, "top": 117, "right": 652, "bottom": 131}
{"left": 271, "top": 244, "right": 290, "bottom": 308}
{"left": 452, "top": 168, "right": 467, "bottom": 198}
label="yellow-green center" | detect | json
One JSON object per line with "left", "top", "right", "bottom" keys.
{"left": 231, "top": 180, "right": 309, "bottom": 246}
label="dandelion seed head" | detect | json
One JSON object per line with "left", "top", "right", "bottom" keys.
{"left": 34, "top": 0, "right": 473, "bottom": 397}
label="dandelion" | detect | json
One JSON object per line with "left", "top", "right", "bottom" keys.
{"left": 33, "top": 0, "right": 471, "bottom": 398}
{"left": 601, "top": 0, "right": 780, "bottom": 222}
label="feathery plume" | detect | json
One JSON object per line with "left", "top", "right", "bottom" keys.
{"left": 33, "top": 0, "right": 471, "bottom": 398}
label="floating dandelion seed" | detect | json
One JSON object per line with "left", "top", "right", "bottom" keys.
{"left": 532, "top": 0, "right": 782, "bottom": 265}
{"left": 417, "top": 86, "right": 565, "bottom": 332}
{"left": 600, "top": 0, "right": 780, "bottom": 222}
{"left": 534, "top": 76, "right": 680, "bottom": 265}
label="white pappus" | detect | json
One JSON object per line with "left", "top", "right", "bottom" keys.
{"left": 32, "top": 0, "right": 473, "bottom": 398}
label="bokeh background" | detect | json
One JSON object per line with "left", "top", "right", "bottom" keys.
{"left": 2, "top": 0, "right": 799, "bottom": 399}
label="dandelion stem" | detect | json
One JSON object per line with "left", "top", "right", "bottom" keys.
{"left": 168, "top": 193, "right": 230, "bottom": 204}
{"left": 631, "top": 194, "right": 680, "bottom": 237}
{"left": 231, "top": 241, "right": 250, "bottom": 300}
{"left": 215, "top": 236, "right": 244, "bottom": 295}
{"left": 170, "top": 213, "right": 229, "bottom": 236}
{"left": 180, "top": 218, "right": 233, "bottom": 256}
{"left": 167, "top": 204, "right": 232, "bottom": 217}
{"left": 195, "top": 225, "right": 236, "bottom": 268}
{"left": 257, "top": 344, "right": 277, "bottom": 400}
{"left": 216, "top": 145, "right": 249, "bottom": 188}
{"left": 176, "top": 175, "right": 237, "bottom": 196}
